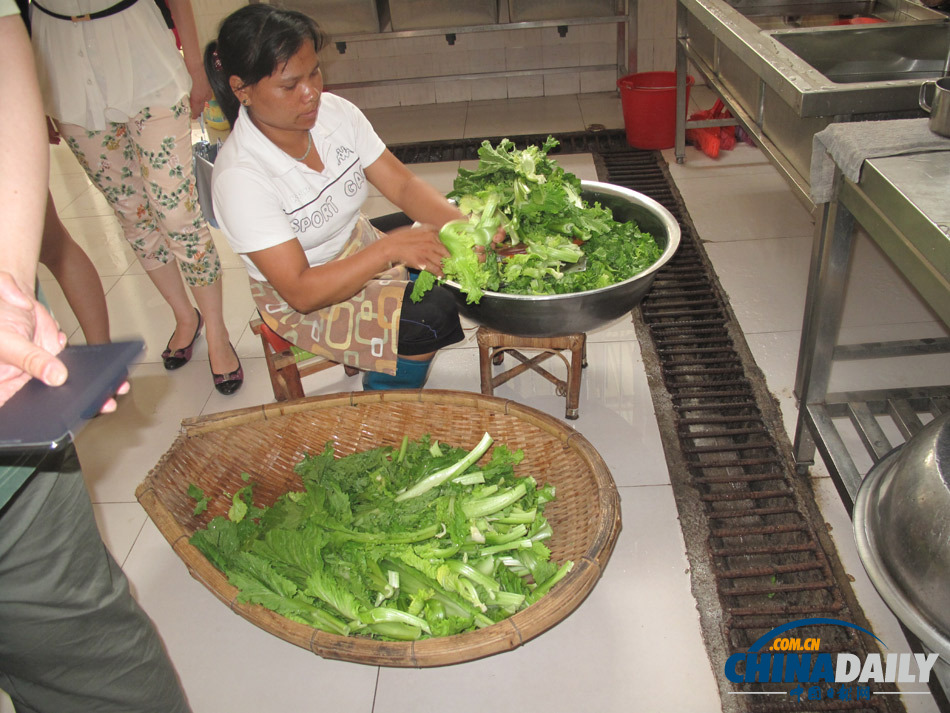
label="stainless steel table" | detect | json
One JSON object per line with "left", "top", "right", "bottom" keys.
{"left": 793, "top": 149, "right": 950, "bottom": 510}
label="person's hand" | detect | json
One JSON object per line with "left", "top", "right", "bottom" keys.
{"left": 0, "top": 272, "right": 129, "bottom": 413}
{"left": 491, "top": 225, "right": 507, "bottom": 246}
{"left": 387, "top": 224, "right": 451, "bottom": 277}
{"left": 473, "top": 225, "right": 508, "bottom": 263}
{"left": 188, "top": 68, "right": 214, "bottom": 119}
{"left": 0, "top": 271, "right": 67, "bottom": 408}
{"left": 97, "top": 379, "right": 131, "bottom": 414}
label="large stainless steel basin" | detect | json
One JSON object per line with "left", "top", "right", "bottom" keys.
{"left": 853, "top": 412, "right": 950, "bottom": 682}
{"left": 444, "top": 181, "right": 681, "bottom": 338}
{"left": 772, "top": 22, "right": 950, "bottom": 83}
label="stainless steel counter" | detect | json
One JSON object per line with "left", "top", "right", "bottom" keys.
{"left": 793, "top": 148, "right": 950, "bottom": 504}
{"left": 792, "top": 138, "right": 950, "bottom": 709}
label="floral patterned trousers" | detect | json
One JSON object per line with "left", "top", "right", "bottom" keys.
{"left": 57, "top": 96, "right": 221, "bottom": 287}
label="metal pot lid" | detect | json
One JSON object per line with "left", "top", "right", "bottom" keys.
{"left": 853, "top": 412, "right": 950, "bottom": 660}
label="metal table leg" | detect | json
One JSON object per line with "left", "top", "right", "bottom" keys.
{"left": 793, "top": 169, "right": 855, "bottom": 480}
{"left": 675, "top": 2, "right": 688, "bottom": 164}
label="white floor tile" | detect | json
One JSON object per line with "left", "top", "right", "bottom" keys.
{"left": 577, "top": 90, "right": 626, "bottom": 131}
{"left": 464, "top": 95, "right": 586, "bottom": 138}
{"left": 56, "top": 183, "right": 115, "bottom": 219}
{"left": 661, "top": 144, "right": 775, "bottom": 181}
{"left": 364, "top": 101, "right": 469, "bottom": 144}
{"left": 38, "top": 272, "right": 119, "bottom": 344}
{"left": 553, "top": 152, "right": 599, "bottom": 181}
{"left": 58, "top": 213, "right": 137, "bottom": 277}
{"left": 74, "top": 362, "right": 214, "bottom": 504}
{"left": 673, "top": 169, "right": 816, "bottom": 242}
{"left": 374, "top": 484, "right": 721, "bottom": 713}
{"left": 123, "top": 520, "right": 380, "bottom": 713}
{"left": 840, "top": 228, "right": 944, "bottom": 329}
{"left": 745, "top": 321, "right": 950, "bottom": 475}
{"left": 48, "top": 172, "right": 93, "bottom": 211}
{"left": 48, "top": 141, "right": 86, "bottom": 175}
{"left": 706, "top": 235, "right": 812, "bottom": 335}
{"left": 92, "top": 502, "right": 148, "bottom": 566}
{"left": 209, "top": 225, "right": 248, "bottom": 271}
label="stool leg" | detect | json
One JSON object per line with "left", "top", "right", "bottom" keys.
{"left": 276, "top": 362, "right": 305, "bottom": 401}
{"left": 478, "top": 342, "right": 495, "bottom": 396}
{"left": 257, "top": 331, "right": 303, "bottom": 402}
{"left": 565, "top": 336, "right": 585, "bottom": 420}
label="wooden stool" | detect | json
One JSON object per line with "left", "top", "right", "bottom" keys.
{"left": 250, "top": 318, "right": 358, "bottom": 402}
{"left": 476, "top": 326, "right": 587, "bottom": 420}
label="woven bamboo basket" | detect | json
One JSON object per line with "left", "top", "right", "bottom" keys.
{"left": 137, "top": 390, "right": 622, "bottom": 667}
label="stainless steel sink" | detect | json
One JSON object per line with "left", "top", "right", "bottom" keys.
{"left": 674, "top": 0, "right": 950, "bottom": 207}
{"left": 772, "top": 22, "right": 950, "bottom": 83}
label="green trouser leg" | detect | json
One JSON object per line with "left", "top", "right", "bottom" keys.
{"left": 0, "top": 446, "right": 191, "bottom": 713}
{"left": 362, "top": 356, "right": 433, "bottom": 390}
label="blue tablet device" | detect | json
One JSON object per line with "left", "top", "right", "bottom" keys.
{"left": 0, "top": 340, "right": 145, "bottom": 453}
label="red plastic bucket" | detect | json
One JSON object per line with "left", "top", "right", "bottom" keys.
{"left": 617, "top": 71, "right": 694, "bottom": 149}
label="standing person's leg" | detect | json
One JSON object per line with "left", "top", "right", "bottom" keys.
{"left": 0, "top": 447, "right": 191, "bottom": 713}
{"left": 56, "top": 121, "right": 204, "bottom": 363}
{"left": 38, "top": 190, "right": 111, "bottom": 344}
{"left": 127, "top": 98, "right": 240, "bottom": 391}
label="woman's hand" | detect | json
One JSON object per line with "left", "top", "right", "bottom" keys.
{"left": 491, "top": 224, "right": 507, "bottom": 246}
{"left": 473, "top": 224, "right": 508, "bottom": 263}
{"left": 386, "top": 224, "right": 451, "bottom": 277}
{"left": 46, "top": 116, "right": 61, "bottom": 145}
{"left": 188, "top": 68, "right": 213, "bottom": 119}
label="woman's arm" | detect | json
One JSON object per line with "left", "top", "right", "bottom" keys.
{"left": 247, "top": 224, "right": 450, "bottom": 314}
{"left": 166, "top": 0, "right": 212, "bottom": 117}
{"left": 365, "top": 149, "right": 464, "bottom": 227}
{"left": 236, "top": 150, "right": 460, "bottom": 315}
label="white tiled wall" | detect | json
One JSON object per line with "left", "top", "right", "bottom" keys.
{"left": 636, "top": 0, "right": 677, "bottom": 74}
{"left": 190, "top": 0, "right": 677, "bottom": 108}
{"left": 326, "top": 22, "right": 624, "bottom": 108}
{"left": 193, "top": 0, "right": 248, "bottom": 48}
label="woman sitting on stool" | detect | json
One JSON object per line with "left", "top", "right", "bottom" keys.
{"left": 205, "top": 4, "right": 466, "bottom": 390}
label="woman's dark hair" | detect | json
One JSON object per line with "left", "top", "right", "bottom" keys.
{"left": 204, "top": 4, "right": 328, "bottom": 127}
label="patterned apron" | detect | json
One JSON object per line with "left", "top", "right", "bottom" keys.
{"left": 250, "top": 214, "right": 409, "bottom": 376}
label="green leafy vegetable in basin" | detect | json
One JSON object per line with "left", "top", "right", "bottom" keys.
{"left": 411, "top": 136, "right": 662, "bottom": 304}
{"left": 188, "top": 434, "right": 573, "bottom": 641}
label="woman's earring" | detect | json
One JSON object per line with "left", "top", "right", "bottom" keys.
{"left": 242, "top": 99, "right": 249, "bottom": 106}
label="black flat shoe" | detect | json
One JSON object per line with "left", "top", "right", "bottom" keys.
{"left": 162, "top": 308, "right": 202, "bottom": 370}
{"left": 211, "top": 343, "right": 243, "bottom": 395}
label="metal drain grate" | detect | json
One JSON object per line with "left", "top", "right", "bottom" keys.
{"left": 395, "top": 131, "right": 916, "bottom": 713}
{"left": 389, "top": 129, "right": 630, "bottom": 164}
{"left": 604, "top": 147, "right": 908, "bottom": 713}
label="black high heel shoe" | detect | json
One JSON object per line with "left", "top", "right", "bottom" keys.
{"left": 211, "top": 343, "right": 243, "bottom": 395}
{"left": 162, "top": 308, "right": 202, "bottom": 370}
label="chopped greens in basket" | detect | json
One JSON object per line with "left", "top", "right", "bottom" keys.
{"left": 188, "top": 433, "right": 573, "bottom": 641}
{"left": 410, "top": 136, "right": 662, "bottom": 304}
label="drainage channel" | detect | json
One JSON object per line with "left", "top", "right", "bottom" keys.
{"left": 605, "top": 148, "right": 907, "bottom": 713}
{"left": 394, "top": 131, "right": 908, "bottom": 713}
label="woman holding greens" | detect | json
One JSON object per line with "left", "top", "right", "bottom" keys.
{"left": 205, "top": 4, "right": 466, "bottom": 390}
